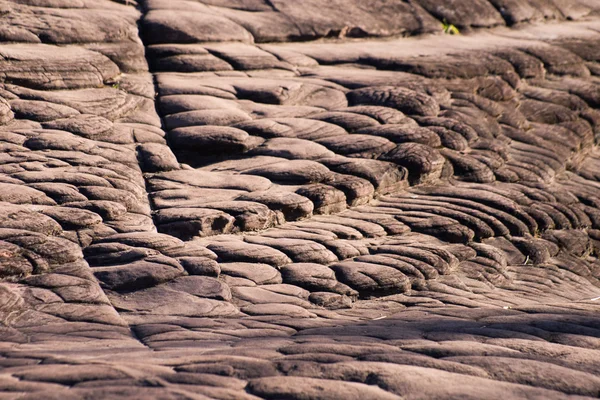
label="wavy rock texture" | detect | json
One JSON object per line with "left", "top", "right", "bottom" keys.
{"left": 1, "top": 0, "right": 600, "bottom": 399}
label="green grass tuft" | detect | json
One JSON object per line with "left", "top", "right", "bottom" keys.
{"left": 442, "top": 19, "right": 460, "bottom": 35}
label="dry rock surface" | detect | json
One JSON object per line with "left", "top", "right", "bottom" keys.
{"left": 1, "top": 0, "right": 600, "bottom": 399}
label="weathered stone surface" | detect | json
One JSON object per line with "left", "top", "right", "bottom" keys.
{"left": 330, "top": 260, "right": 411, "bottom": 297}
{"left": 281, "top": 263, "right": 357, "bottom": 296}
{"left": 0, "top": 44, "right": 120, "bottom": 90}
{"left": 143, "top": 10, "right": 254, "bottom": 45}
{"left": 380, "top": 143, "right": 445, "bottom": 184}
{"left": 348, "top": 87, "right": 440, "bottom": 117}
{"left": 205, "top": 238, "right": 292, "bottom": 267}
{"left": 247, "top": 376, "right": 402, "bottom": 400}
{"left": 92, "top": 255, "right": 185, "bottom": 291}
{"left": 2, "top": 2, "right": 600, "bottom": 399}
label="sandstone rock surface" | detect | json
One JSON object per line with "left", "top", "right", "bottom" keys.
{"left": 1, "top": 0, "right": 600, "bottom": 398}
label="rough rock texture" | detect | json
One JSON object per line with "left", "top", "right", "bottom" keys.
{"left": 1, "top": 0, "right": 600, "bottom": 399}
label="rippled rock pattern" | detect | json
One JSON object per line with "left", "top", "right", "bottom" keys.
{"left": 1, "top": 0, "right": 600, "bottom": 398}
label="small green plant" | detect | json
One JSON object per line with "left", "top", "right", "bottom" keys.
{"left": 111, "top": 82, "right": 121, "bottom": 90}
{"left": 442, "top": 19, "right": 460, "bottom": 35}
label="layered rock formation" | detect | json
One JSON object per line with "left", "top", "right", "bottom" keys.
{"left": 1, "top": 0, "right": 600, "bottom": 398}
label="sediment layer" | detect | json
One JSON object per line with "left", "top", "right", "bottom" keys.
{"left": 1, "top": 1, "right": 600, "bottom": 398}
